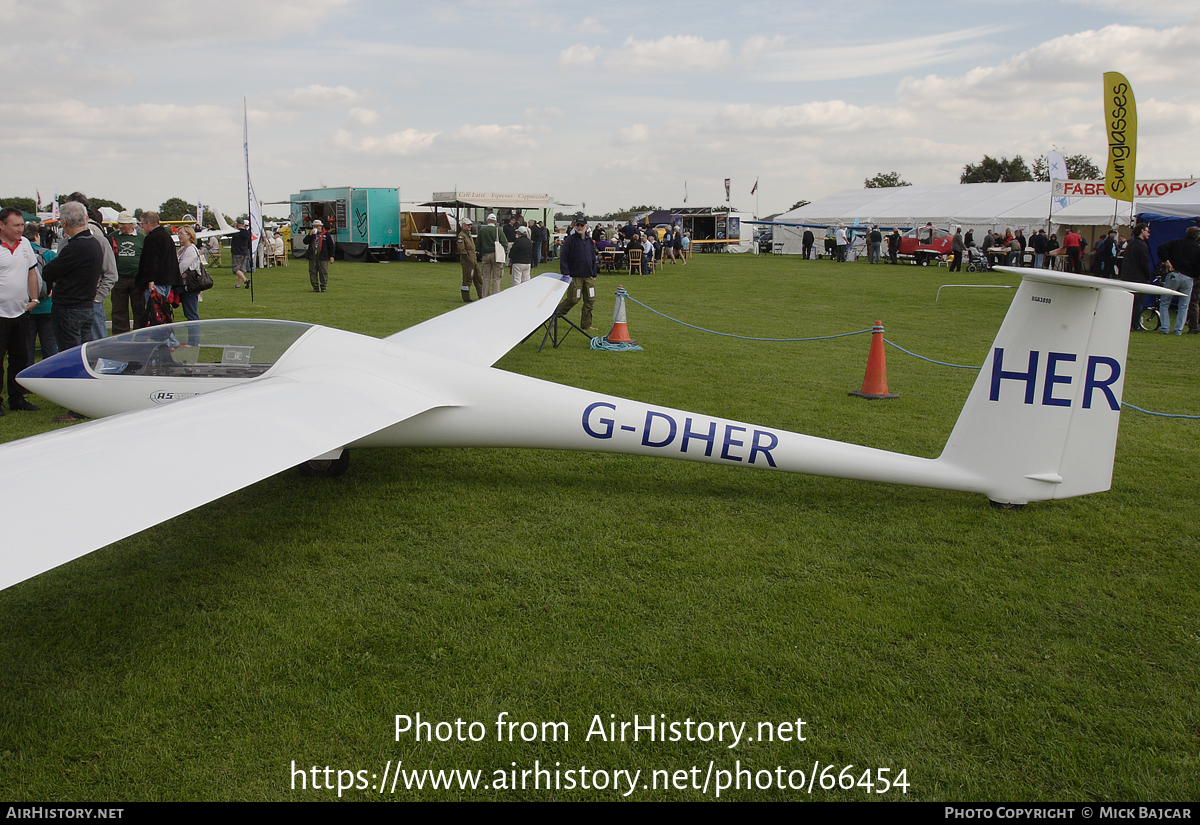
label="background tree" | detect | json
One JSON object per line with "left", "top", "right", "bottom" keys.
{"left": 1031, "top": 153, "right": 1103, "bottom": 182}
{"left": 864, "top": 172, "right": 911, "bottom": 189}
{"left": 88, "top": 197, "right": 125, "bottom": 212}
{"left": 960, "top": 155, "right": 1033, "bottom": 183}
{"left": 0, "top": 197, "right": 38, "bottom": 214}
{"left": 157, "top": 197, "right": 193, "bottom": 221}
{"left": 789, "top": 199, "right": 812, "bottom": 211}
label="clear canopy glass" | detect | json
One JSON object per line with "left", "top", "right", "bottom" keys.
{"left": 83, "top": 320, "right": 314, "bottom": 378}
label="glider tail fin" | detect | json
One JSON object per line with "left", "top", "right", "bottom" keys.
{"left": 938, "top": 267, "right": 1169, "bottom": 505}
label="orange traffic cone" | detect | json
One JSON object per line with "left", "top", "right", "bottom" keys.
{"left": 604, "top": 286, "right": 637, "bottom": 344}
{"left": 848, "top": 321, "right": 899, "bottom": 399}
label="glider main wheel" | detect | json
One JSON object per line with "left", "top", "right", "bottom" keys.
{"left": 989, "top": 500, "right": 1025, "bottom": 511}
{"left": 918, "top": 254, "right": 930, "bottom": 267}
{"left": 1140, "top": 307, "right": 1161, "bottom": 331}
{"left": 298, "top": 450, "right": 350, "bottom": 478}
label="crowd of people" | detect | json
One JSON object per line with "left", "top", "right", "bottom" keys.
{"left": 0, "top": 192, "right": 217, "bottom": 421}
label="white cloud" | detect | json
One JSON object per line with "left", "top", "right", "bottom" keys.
{"left": 559, "top": 44, "right": 601, "bottom": 67}
{"left": 606, "top": 35, "right": 734, "bottom": 74}
{"left": 579, "top": 17, "right": 608, "bottom": 34}
{"left": 0, "top": 0, "right": 355, "bottom": 47}
{"left": 279, "top": 85, "right": 363, "bottom": 108}
{"left": 332, "top": 127, "right": 437, "bottom": 155}
{"left": 346, "top": 108, "right": 380, "bottom": 127}
{"left": 615, "top": 124, "right": 650, "bottom": 144}
{"left": 523, "top": 106, "right": 563, "bottom": 120}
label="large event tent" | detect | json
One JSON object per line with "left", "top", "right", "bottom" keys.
{"left": 771, "top": 182, "right": 1061, "bottom": 254}
{"left": 768, "top": 182, "right": 1189, "bottom": 256}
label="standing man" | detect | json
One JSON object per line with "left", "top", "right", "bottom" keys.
{"left": 868, "top": 225, "right": 883, "bottom": 265}
{"left": 835, "top": 224, "right": 847, "bottom": 263}
{"left": 1157, "top": 226, "right": 1200, "bottom": 335}
{"left": 1123, "top": 223, "right": 1152, "bottom": 331}
{"left": 42, "top": 202, "right": 103, "bottom": 353}
{"left": 136, "top": 212, "right": 181, "bottom": 320}
{"left": 231, "top": 218, "right": 252, "bottom": 288}
{"left": 456, "top": 219, "right": 482, "bottom": 302}
{"left": 530, "top": 220, "right": 543, "bottom": 270}
{"left": 110, "top": 210, "right": 144, "bottom": 335}
{"left": 0, "top": 207, "right": 41, "bottom": 414}
{"left": 476, "top": 213, "right": 508, "bottom": 298}
{"left": 509, "top": 225, "right": 533, "bottom": 287}
{"left": 555, "top": 217, "right": 598, "bottom": 331}
{"left": 304, "top": 220, "right": 335, "bottom": 293}
{"left": 949, "top": 226, "right": 964, "bottom": 272}
{"left": 1030, "top": 229, "right": 1048, "bottom": 270}
{"left": 1063, "top": 228, "right": 1083, "bottom": 274}
{"left": 802, "top": 228, "right": 815, "bottom": 261}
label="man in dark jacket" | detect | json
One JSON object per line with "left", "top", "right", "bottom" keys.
{"left": 555, "top": 218, "right": 598, "bottom": 331}
{"left": 1158, "top": 226, "right": 1200, "bottom": 334}
{"left": 1123, "top": 223, "right": 1152, "bottom": 331}
{"left": 136, "top": 212, "right": 182, "bottom": 306}
{"left": 44, "top": 202, "right": 103, "bottom": 350}
{"left": 304, "top": 220, "right": 335, "bottom": 293}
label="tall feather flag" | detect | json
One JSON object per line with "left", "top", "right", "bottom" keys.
{"left": 1103, "top": 72, "right": 1136, "bottom": 203}
{"left": 1047, "top": 150, "right": 1069, "bottom": 212}
{"left": 724, "top": 178, "right": 730, "bottom": 203}
{"left": 244, "top": 99, "right": 263, "bottom": 258}
{"left": 683, "top": 181, "right": 687, "bottom": 204}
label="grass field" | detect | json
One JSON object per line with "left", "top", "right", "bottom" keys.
{"left": 1, "top": 252, "right": 1197, "bottom": 801}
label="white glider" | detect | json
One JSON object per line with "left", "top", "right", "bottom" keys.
{"left": 2, "top": 267, "right": 1175, "bottom": 591}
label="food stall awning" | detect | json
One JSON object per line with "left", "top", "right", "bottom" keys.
{"left": 424, "top": 191, "right": 552, "bottom": 210}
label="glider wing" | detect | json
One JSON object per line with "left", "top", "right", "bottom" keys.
{"left": 1, "top": 369, "right": 441, "bottom": 590}
{"left": 385, "top": 271, "right": 571, "bottom": 367}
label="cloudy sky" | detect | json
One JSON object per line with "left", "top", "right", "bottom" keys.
{"left": 3, "top": 0, "right": 1197, "bottom": 219}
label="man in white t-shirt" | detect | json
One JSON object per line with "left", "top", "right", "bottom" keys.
{"left": 0, "top": 207, "right": 41, "bottom": 414}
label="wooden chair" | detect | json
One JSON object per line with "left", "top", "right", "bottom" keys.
{"left": 627, "top": 248, "right": 642, "bottom": 275}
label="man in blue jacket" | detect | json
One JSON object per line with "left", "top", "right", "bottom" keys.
{"left": 555, "top": 217, "right": 598, "bottom": 331}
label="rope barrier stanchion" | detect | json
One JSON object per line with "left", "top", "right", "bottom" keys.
{"left": 849, "top": 321, "right": 899, "bottom": 400}
{"left": 592, "top": 286, "right": 643, "bottom": 352}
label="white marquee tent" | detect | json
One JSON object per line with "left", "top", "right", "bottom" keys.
{"left": 769, "top": 181, "right": 1199, "bottom": 256}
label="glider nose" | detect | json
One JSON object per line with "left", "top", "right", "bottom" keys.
{"left": 19, "top": 345, "right": 93, "bottom": 381}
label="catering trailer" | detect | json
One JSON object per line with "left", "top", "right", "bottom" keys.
{"left": 289, "top": 187, "right": 400, "bottom": 260}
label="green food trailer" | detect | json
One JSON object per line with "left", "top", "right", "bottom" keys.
{"left": 289, "top": 186, "right": 400, "bottom": 260}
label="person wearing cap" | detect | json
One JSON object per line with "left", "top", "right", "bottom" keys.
{"left": 1094, "top": 229, "right": 1119, "bottom": 279}
{"left": 111, "top": 210, "right": 144, "bottom": 334}
{"left": 304, "top": 220, "right": 335, "bottom": 292}
{"left": 456, "top": 219, "right": 482, "bottom": 302}
{"left": 476, "top": 213, "right": 509, "bottom": 298}
{"left": 231, "top": 218, "right": 252, "bottom": 288}
{"left": 554, "top": 218, "right": 598, "bottom": 331}
{"left": 509, "top": 224, "right": 533, "bottom": 287}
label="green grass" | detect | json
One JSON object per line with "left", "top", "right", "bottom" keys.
{"left": 1, "top": 254, "right": 1197, "bottom": 801}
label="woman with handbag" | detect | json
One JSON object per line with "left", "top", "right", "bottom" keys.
{"left": 177, "top": 226, "right": 204, "bottom": 344}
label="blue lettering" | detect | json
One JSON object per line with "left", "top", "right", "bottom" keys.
{"left": 680, "top": 417, "right": 716, "bottom": 457}
{"left": 1083, "top": 356, "right": 1122, "bottom": 410}
{"left": 989, "top": 348, "right": 1039, "bottom": 404}
{"left": 642, "top": 411, "right": 677, "bottom": 448}
{"left": 1042, "top": 352, "right": 1076, "bottom": 407}
{"left": 749, "top": 430, "right": 778, "bottom": 467}
{"left": 582, "top": 402, "right": 616, "bottom": 439}
{"left": 720, "top": 425, "right": 747, "bottom": 461}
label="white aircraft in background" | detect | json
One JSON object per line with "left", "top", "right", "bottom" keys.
{"left": 1, "top": 267, "right": 1176, "bottom": 591}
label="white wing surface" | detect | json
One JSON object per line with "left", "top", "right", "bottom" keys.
{"left": 1, "top": 369, "right": 441, "bottom": 591}
{"left": 385, "top": 271, "right": 571, "bottom": 367}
